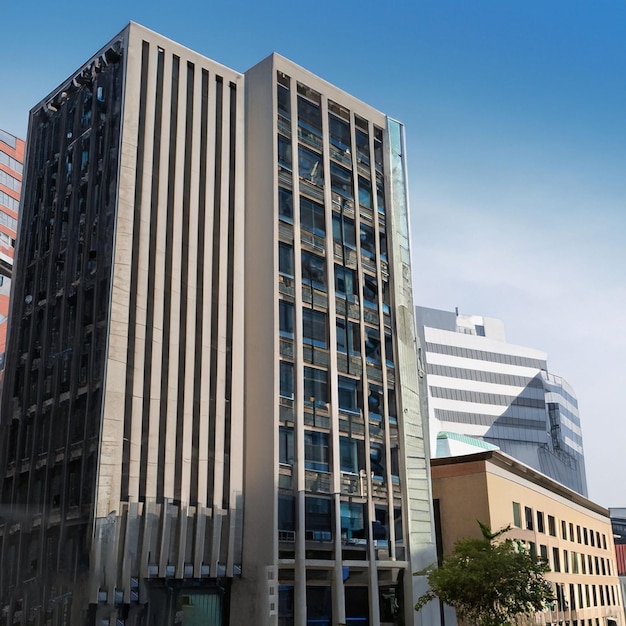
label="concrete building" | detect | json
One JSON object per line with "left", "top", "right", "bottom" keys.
{"left": 431, "top": 451, "right": 624, "bottom": 626}
{"left": 609, "top": 508, "right": 626, "bottom": 611}
{"left": 0, "top": 128, "right": 24, "bottom": 371}
{"left": 415, "top": 306, "right": 587, "bottom": 496}
{"left": 0, "top": 23, "right": 437, "bottom": 626}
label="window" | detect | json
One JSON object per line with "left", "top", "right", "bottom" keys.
{"left": 280, "top": 361, "right": 294, "bottom": 399}
{"left": 553, "top": 547, "right": 561, "bottom": 572}
{"left": 537, "top": 511, "right": 545, "bottom": 533}
{"left": 300, "top": 196, "right": 325, "bottom": 236}
{"left": 278, "top": 135, "right": 292, "bottom": 170}
{"left": 298, "top": 95, "right": 322, "bottom": 136}
{"left": 370, "top": 443, "right": 385, "bottom": 479}
{"left": 590, "top": 529, "right": 595, "bottom": 547}
{"left": 277, "top": 80, "right": 290, "bottom": 120}
{"left": 339, "top": 438, "right": 361, "bottom": 474}
{"left": 358, "top": 176, "right": 372, "bottom": 208}
{"left": 332, "top": 213, "right": 356, "bottom": 248}
{"left": 304, "top": 367, "right": 328, "bottom": 407}
{"left": 524, "top": 506, "right": 533, "bottom": 530}
{"left": 572, "top": 551, "right": 579, "bottom": 574}
{"left": 355, "top": 126, "right": 370, "bottom": 165}
{"left": 304, "top": 431, "right": 329, "bottom": 471}
{"left": 279, "top": 301, "right": 294, "bottom": 338}
{"left": 340, "top": 502, "right": 366, "bottom": 541}
{"left": 368, "top": 385, "right": 384, "bottom": 420}
{"left": 279, "top": 428, "right": 294, "bottom": 465}
{"left": 298, "top": 146, "right": 323, "bottom": 186}
{"left": 338, "top": 377, "right": 359, "bottom": 414}
{"left": 301, "top": 250, "right": 326, "bottom": 291}
{"left": 336, "top": 319, "right": 359, "bottom": 357}
{"left": 305, "top": 497, "right": 332, "bottom": 538}
{"left": 540, "top": 544, "right": 548, "bottom": 560}
{"left": 562, "top": 520, "right": 567, "bottom": 540}
{"left": 362, "top": 275, "right": 378, "bottom": 308}
{"left": 365, "top": 327, "right": 381, "bottom": 363}
{"left": 302, "top": 308, "right": 327, "bottom": 348}
{"left": 330, "top": 163, "right": 353, "bottom": 199}
{"left": 360, "top": 223, "right": 376, "bottom": 257}
{"left": 548, "top": 515, "right": 556, "bottom": 536}
{"left": 385, "top": 333, "right": 394, "bottom": 368}
{"left": 278, "top": 187, "right": 293, "bottom": 222}
{"left": 329, "top": 114, "right": 351, "bottom": 152}
{"left": 564, "top": 549, "right": 569, "bottom": 573}
{"left": 279, "top": 242, "right": 294, "bottom": 277}
{"left": 335, "top": 266, "right": 356, "bottom": 300}
{"left": 512, "top": 502, "right": 521, "bottom": 528}
{"left": 376, "top": 178, "right": 385, "bottom": 214}
{"left": 583, "top": 527, "right": 588, "bottom": 545}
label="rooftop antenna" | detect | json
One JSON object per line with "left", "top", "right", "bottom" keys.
{"left": 455, "top": 306, "right": 459, "bottom": 316}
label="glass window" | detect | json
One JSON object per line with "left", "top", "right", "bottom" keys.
{"left": 374, "top": 127, "right": 384, "bottom": 171}
{"left": 365, "top": 327, "right": 381, "bottom": 363}
{"left": 376, "top": 178, "right": 385, "bottom": 214}
{"left": 279, "top": 242, "right": 294, "bottom": 277}
{"left": 338, "top": 377, "right": 359, "bottom": 414}
{"left": 525, "top": 506, "right": 533, "bottom": 530}
{"left": 368, "top": 385, "right": 383, "bottom": 420}
{"left": 537, "top": 511, "right": 545, "bottom": 533}
{"left": 330, "top": 162, "right": 353, "bottom": 199}
{"left": 548, "top": 515, "right": 556, "bottom": 536}
{"left": 278, "top": 135, "right": 292, "bottom": 170}
{"left": 335, "top": 266, "right": 356, "bottom": 300}
{"left": 360, "top": 223, "right": 376, "bottom": 257}
{"left": 297, "top": 96, "right": 322, "bottom": 136}
{"left": 280, "top": 361, "right": 294, "bottom": 398}
{"left": 363, "top": 275, "right": 378, "bottom": 309}
{"left": 355, "top": 127, "right": 370, "bottom": 165}
{"left": 278, "top": 187, "right": 293, "bottom": 222}
{"left": 304, "top": 367, "right": 328, "bottom": 406}
{"left": 339, "top": 438, "right": 362, "bottom": 474}
{"left": 298, "top": 145, "right": 324, "bottom": 186}
{"left": 552, "top": 547, "right": 561, "bottom": 572}
{"left": 370, "top": 443, "right": 385, "bottom": 479}
{"left": 304, "top": 432, "right": 329, "bottom": 471}
{"left": 385, "top": 333, "right": 394, "bottom": 368}
{"left": 336, "top": 319, "right": 359, "bottom": 356}
{"left": 379, "top": 230, "right": 388, "bottom": 261}
{"left": 329, "top": 114, "right": 351, "bottom": 152}
{"left": 301, "top": 250, "right": 326, "bottom": 291}
{"left": 512, "top": 502, "right": 521, "bottom": 527}
{"left": 279, "top": 300, "right": 294, "bottom": 338}
{"left": 358, "top": 176, "right": 372, "bottom": 208}
{"left": 340, "top": 501, "right": 366, "bottom": 540}
{"left": 279, "top": 427, "right": 294, "bottom": 465}
{"left": 300, "top": 196, "right": 325, "bottom": 237}
{"left": 332, "top": 213, "right": 356, "bottom": 248}
{"left": 306, "top": 587, "right": 332, "bottom": 624}
{"left": 277, "top": 82, "right": 290, "bottom": 119}
{"left": 302, "top": 309, "right": 327, "bottom": 348}
{"left": 305, "top": 497, "right": 332, "bottom": 535}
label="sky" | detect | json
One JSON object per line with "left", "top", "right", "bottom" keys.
{"left": 1, "top": 0, "right": 625, "bottom": 507}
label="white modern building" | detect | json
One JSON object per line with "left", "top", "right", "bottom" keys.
{"left": 0, "top": 23, "right": 437, "bottom": 626}
{"left": 415, "top": 306, "right": 587, "bottom": 496}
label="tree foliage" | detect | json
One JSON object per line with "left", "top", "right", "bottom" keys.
{"left": 415, "top": 522, "right": 554, "bottom": 626}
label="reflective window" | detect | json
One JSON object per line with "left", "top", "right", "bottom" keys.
{"left": 332, "top": 213, "right": 356, "bottom": 248}
{"left": 304, "top": 432, "right": 329, "bottom": 472}
{"left": 298, "top": 146, "right": 324, "bottom": 186}
{"left": 338, "top": 377, "right": 359, "bottom": 414}
{"left": 304, "top": 367, "right": 328, "bottom": 406}
{"left": 279, "top": 427, "right": 294, "bottom": 464}
{"left": 301, "top": 250, "right": 326, "bottom": 291}
{"left": 278, "top": 135, "right": 292, "bottom": 170}
{"left": 302, "top": 309, "right": 327, "bottom": 348}
{"left": 297, "top": 95, "right": 322, "bottom": 137}
{"left": 336, "top": 319, "right": 360, "bottom": 356}
{"left": 355, "top": 127, "right": 370, "bottom": 166}
{"left": 339, "top": 437, "right": 362, "bottom": 473}
{"left": 279, "top": 300, "right": 294, "bottom": 338}
{"left": 368, "top": 385, "right": 383, "bottom": 420}
{"left": 278, "top": 187, "right": 293, "bottom": 222}
{"left": 277, "top": 79, "right": 290, "bottom": 120}
{"left": 365, "top": 328, "right": 381, "bottom": 363}
{"left": 280, "top": 361, "right": 294, "bottom": 398}
{"left": 341, "top": 501, "right": 366, "bottom": 540}
{"left": 279, "top": 242, "right": 294, "bottom": 277}
{"left": 362, "top": 275, "right": 378, "bottom": 309}
{"left": 330, "top": 163, "right": 353, "bottom": 199}
{"left": 329, "top": 114, "right": 351, "bottom": 152}
{"left": 358, "top": 176, "right": 372, "bottom": 209}
{"left": 335, "top": 266, "right": 356, "bottom": 300}
{"left": 360, "top": 223, "right": 376, "bottom": 257}
{"left": 370, "top": 443, "right": 385, "bottom": 478}
{"left": 278, "top": 494, "right": 295, "bottom": 531}
{"left": 300, "top": 196, "right": 325, "bottom": 237}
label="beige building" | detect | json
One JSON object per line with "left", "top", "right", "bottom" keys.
{"left": 431, "top": 451, "right": 623, "bottom": 626}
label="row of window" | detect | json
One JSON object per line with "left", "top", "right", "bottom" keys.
{"left": 514, "top": 502, "right": 610, "bottom": 549}
{"left": 279, "top": 301, "right": 393, "bottom": 366}
{"left": 426, "top": 341, "right": 547, "bottom": 370}
{"left": 0, "top": 168, "right": 21, "bottom": 193}
{"left": 430, "top": 385, "right": 545, "bottom": 409}
{"left": 0, "top": 192, "right": 19, "bottom": 217}
{"left": 427, "top": 362, "right": 545, "bottom": 390}
{"left": 552, "top": 581, "right": 620, "bottom": 612}
{"left": 0, "top": 150, "right": 23, "bottom": 174}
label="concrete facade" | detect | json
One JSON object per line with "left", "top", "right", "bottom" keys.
{"left": 431, "top": 452, "right": 623, "bottom": 626}
{"left": 0, "top": 24, "right": 436, "bottom": 626}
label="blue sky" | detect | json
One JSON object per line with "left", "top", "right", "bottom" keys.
{"left": 2, "top": 0, "right": 625, "bottom": 506}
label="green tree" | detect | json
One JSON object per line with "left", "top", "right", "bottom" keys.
{"left": 415, "top": 522, "right": 554, "bottom": 626}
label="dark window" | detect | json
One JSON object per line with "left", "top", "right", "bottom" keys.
{"left": 562, "top": 520, "right": 567, "bottom": 540}
{"left": 304, "top": 431, "right": 329, "bottom": 471}
{"left": 302, "top": 308, "right": 327, "bottom": 348}
{"left": 301, "top": 250, "right": 326, "bottom": 291}
{"left": 553, "top": 547, "right": 561, "bottom": 572}
{"left": 305, "top": 497, "right": 332, "bottom": 536}
{"left": 358, "top": 176, "right": 372, "bottom": 208}
{"left": 540, "top": 544, "right": 548, "bottom": 560}
{"left": 304, "top": 367, "right": 328, "bottom": 407}
{"left": 300, "top": 196, "right": 325, "bottom": 237}
{"left": 537, "top": 511, "right": 545, "bottom": 533}
{"left": 298, "top": 145, "right": 324, "bottom": 186}
{"left": 355, "top": 127, "right": 370, "bottom": 165}
{"left": 278, "top": 135, "right": 292, "bottom": 170}
{"left": 332, "top": 213, "right": 356, "bottom": 248}
{"left": 340, "top": 501, "right": 366, "bottom": 540}
{"left": 548, "top": 515, "right": 556, "bottom": 536}
{"left": 365, "top": 327, "right": 381, "bottom": 363}
{"left": 335, "top": 266, "right": 356, "bottom": 300}
{"left": 336, "top": 319, "right": 360, "bottom": 356}
{"left": 298, "top": 96, "right": 322, "bottom": 136}
{"left": 360, "top": 223, "right": 376, "bottom": 257}
{"left": 280, "top": 361, "right": 294, "bottom": 398}
{"left": 385, "top": 333, "right": 394, "bottom": 368}
{"left": 279, "top": 427, "right": 294, "bottom": 465}
{"left": 277, "top": 82, "right": 290, "bottom": 119}
{"left": 362, "top": 275, "right": 378, "bottom": 308}
{"left": 330, "top": 163, "right": 353, "bottom": 199}
{"left": 338, "top": 377, "right": 359, "bottom": 414}
{"left": 306, "top": 586, "right": 332, "bottom": 624}
{"left": 279, "top": 242, "right": 294, "bottom": 277}
{"left": 279, "top": 300, "right": 294, "bottom": 338}
{"left": 368, "top": 385, "right": 383, "bottom": 420}
{"left": 525, "top": 506, "right": 533, "bottom": 530}
{"left": 339, "top": 437, "right": 363, "bottom": 473}
{"left": 278, "top": 494, "right": 295, "bottom": 531}
{"left": 564, "top": 549, "right": 569, "bottom": 573}
{"left": 278, "top": 187, "right": 293, "bottom": 222}
{"left": 329, "top": 114, "right": 351, "bottom": 152}
{"left": 370, "top": 443, "right": 385, "bottom": 479}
